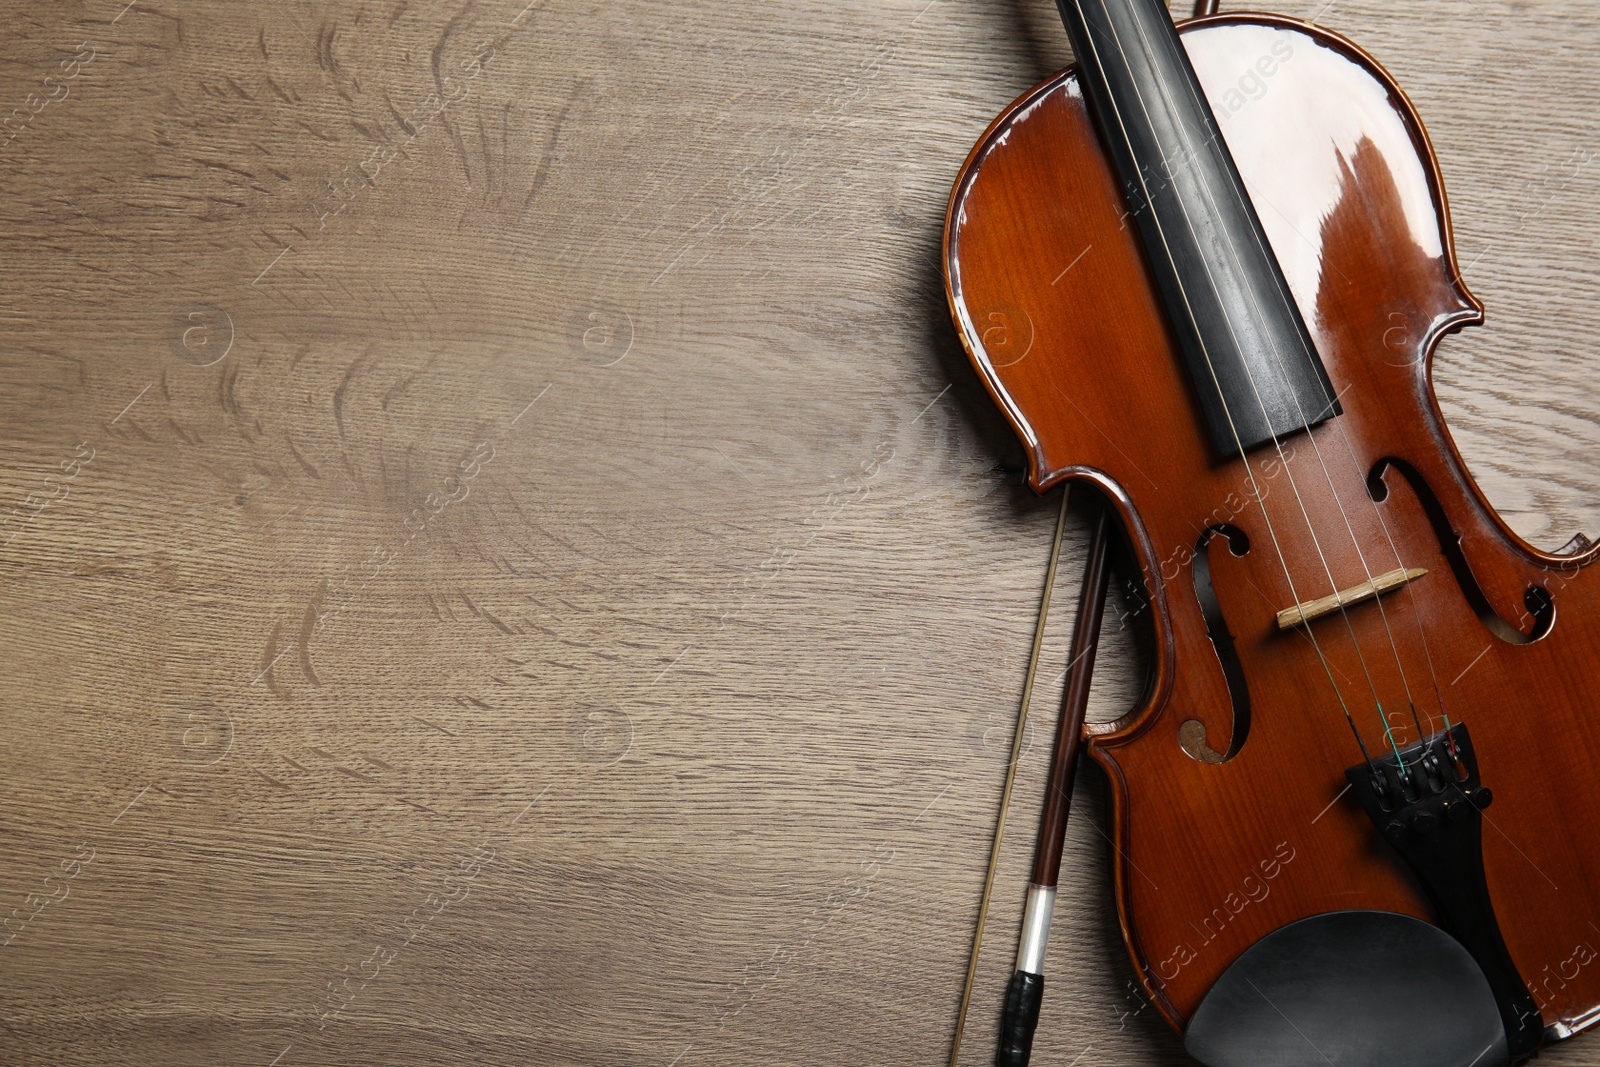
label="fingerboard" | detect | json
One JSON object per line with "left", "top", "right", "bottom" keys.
{"left": 1054, "top": 0, "right": 1339, "bottom": 455}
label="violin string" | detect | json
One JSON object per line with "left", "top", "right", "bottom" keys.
{"left": 1064, "top": 0, "right": 1376, "bottom": 766}
{"left": 1107, "top": 2, "right": 1433, "bottom": 767}
{"left": 1163, "top": 29, "right": 1455, "bottom": 747}
{"left": 1333, "top": 449, "right": 1452, "bottom": 735}
{"left": 1168, "top": 72, "right": 1457, "bottom": 735}
{"left": 1211, "top": 180, "right": 1446, "bottom": 743}
{"left": 1083, "top": 0, "right": 1394, "bottom": 756}
{"left": 1140, "top": 93, "right": 1429, "bottom": 755}
{"left": 1102, "top": 6, "right": 1414, "bottom": 768}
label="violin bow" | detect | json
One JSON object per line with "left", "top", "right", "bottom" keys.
{"left": 947, "top": 491, "right": 1114, "bottom": 1066}
{"left": 997, "top": 503, "right": 1112, "bottom": 1065}
{"left": 947, "top": 487, "right": 1072, "bottom": 1066}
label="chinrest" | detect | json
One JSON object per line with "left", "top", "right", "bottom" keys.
{"left": 1185, "top": 910, "right": 1511, "bottom": 1067}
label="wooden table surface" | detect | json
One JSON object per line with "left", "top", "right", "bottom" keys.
{"left": 3, "top": 1, "right": 1598, "bottom": 1064}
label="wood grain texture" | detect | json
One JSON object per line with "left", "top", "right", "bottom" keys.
{"left": 0, "top": 1, "right": 1595, "bottom": 1065}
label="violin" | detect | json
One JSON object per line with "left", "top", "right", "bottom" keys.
{"left": 941, "top": 1, "right": 1600, "bottom": 1064}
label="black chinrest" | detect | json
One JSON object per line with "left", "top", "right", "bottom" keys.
{"left": 1185, "top": 910, "right": 1511, "bottom": 1067}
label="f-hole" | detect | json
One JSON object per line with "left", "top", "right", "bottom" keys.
{"left": 1368, "top": 459, "right": 1554, "bottom": 644}
{"left": 1184, "top": 523, "right": 1252, "bottom": 764}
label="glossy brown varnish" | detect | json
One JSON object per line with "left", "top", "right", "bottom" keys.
{"left": 945, "top": 14, "right": 1600, "bottom": 1038}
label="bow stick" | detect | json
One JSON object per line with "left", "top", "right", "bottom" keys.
{"left": 947, "top": 492, "right": 1115, "bottom": 1065}
{"left": 947, "top": 487, "right": 1073, "bottom": 1067}
{"left": 997, "top": 503, "right": 1112, "bottom": 1065}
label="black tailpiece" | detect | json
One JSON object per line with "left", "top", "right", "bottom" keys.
{"left": 1346, "top": 723, "right": 1543, "bottom": 1060}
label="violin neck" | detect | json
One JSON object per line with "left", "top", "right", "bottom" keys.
{"left": 1053, "top": 0, "right": 1339, "bottom": 455}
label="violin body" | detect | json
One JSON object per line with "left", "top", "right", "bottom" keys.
{"left": 945, "top": 11, "right": 1600, "bottom": 1049}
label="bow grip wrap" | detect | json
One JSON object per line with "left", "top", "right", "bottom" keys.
{"left": 996, "top": 969, "right": 1044, "bottom": 1066}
